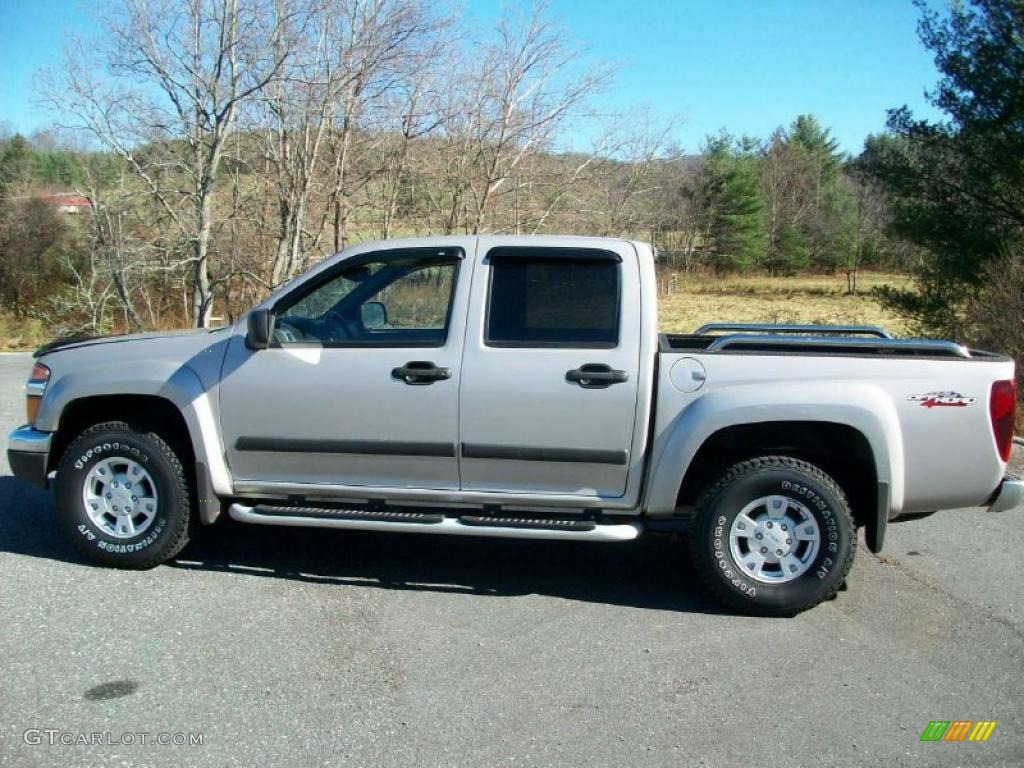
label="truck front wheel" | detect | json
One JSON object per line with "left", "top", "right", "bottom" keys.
{"left": 688, "top": 456, "right": 855, "bottom": 616}
{"left": 54, "top": 421, "right": 193, "bottom": 569}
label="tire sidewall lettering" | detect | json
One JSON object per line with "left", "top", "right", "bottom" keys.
{"left": 711, "top": 515, "right": 760, "bottom": 596}
{"left": 74, "top": 441, "right": 148, "bottom": 471}
{"left": 94, "top": 518, "right": 166, "bottom": 553}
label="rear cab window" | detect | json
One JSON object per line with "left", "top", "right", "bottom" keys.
{"left": 484, "top": 247, "right": 621, "bottom": 348}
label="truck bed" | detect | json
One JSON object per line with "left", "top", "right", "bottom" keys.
{"left": 649, "top": 321, "right": 1015, "bottom": 521}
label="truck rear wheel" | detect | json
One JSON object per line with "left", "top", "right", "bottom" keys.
{"left": 688, "top": 456, "right": 855, "bottom": 616}
{"left": 55, "top": 421, "right": 193, "bottom": 569}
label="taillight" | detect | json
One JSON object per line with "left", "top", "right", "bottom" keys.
{"left": 29, "top": 362, "right": 50, "bottom": 386}
{"left": 26, "top": 362, "right": 50, "bottom": 425}
{"left": 990, "top": 379, "right": 1017, "bottom": 462}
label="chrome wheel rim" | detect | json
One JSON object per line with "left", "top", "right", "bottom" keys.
{"left": 729, "top": 495, "right": 820, "bottom": 584}
{"left": 82, "top": 457, "right": 159, "bottom": 539}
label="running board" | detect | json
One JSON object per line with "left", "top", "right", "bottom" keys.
{"left": 228, "top": 503, "right": 641, "bottom": 542}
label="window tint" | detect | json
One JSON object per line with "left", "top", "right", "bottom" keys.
{"left": 367, "top": 263, "right": 455, "bottom": 330}
{"left": 273, "top": 249, "right": 460, "bottom": 347}
{"left": 486, "top": 249, "right": 620, "bottom": 347}
{"left": 285, "top": 264, "right": 383, "bottom": 321}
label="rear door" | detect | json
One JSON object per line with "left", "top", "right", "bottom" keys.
{"left": 457, "top": 239, "right": 643, "bottom": 498}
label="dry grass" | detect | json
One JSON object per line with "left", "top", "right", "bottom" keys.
{"left": 658, "top": 272, "right": 910, "bottom": 336}
{"left": 0, "top": 313, "right": 49, "bottom": 351}
{"left": 0, "top": 272, "right": 911, "bottom": 350}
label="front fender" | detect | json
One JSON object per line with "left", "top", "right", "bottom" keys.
{"left": 37, "top": 356, "right": 233, "bottom": 506}
{"left": 643, "top": 381, "right": 905, "bottom": 519}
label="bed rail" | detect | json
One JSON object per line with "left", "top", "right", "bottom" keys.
{"left": 694, "top": 322, "right": 894, "bottom": 339}
{"left": 704, "top": 334, "right": 971, "bottom": 358}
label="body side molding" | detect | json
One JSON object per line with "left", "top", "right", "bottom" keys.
{"left": 235, "top": 437, "right": 456, "bottom": 458}
{"left": 461, "top": 443, "right": 628, "bottom": 465}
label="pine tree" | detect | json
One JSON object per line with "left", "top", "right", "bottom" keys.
{"left": 859, "top": 0, "right": 1024, "bottom": 335}
{"left": 0, "top": 134, "right": 33, "bottom": 193}
{"left": 785, "top": 115, "right": 844, "bottom": 270}
{"left": 702, "top": 133, "right": 767, "bottom": 272}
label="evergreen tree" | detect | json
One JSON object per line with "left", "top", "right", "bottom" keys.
{"left": 789, "top": 115, "right": 841, "bottom": 177}
{"left": 702, "top": 133, "right": 767, "bottom": 272}
{"left": 32, "top": 150, "right": 85, "bottom": 188}
{"left": 0, "top": 134, "right": 33, "bottom": 193}
{"left": 859, "top": 0, "right": 1024, "bottom": 335}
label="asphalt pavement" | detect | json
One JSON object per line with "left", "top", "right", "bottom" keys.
{"left": 0, "top": 351, "right": 1022, "bottom": 767}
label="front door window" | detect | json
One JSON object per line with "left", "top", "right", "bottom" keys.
{"left": 273, "top": 250, "right": 460, "bottom": 347}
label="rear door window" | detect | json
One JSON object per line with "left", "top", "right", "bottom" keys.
{"left": 485, "top": 248, "right": 621, "bottom": 348}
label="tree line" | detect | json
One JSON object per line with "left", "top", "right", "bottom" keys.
{"left": 0, "top": 105, "right": 913, "bottom": 327}
{"left": 655, "top": 116, "right": 912, "bottom": 292}
{"left": 0, "top": 0, "right": 1020, "bottom": 362}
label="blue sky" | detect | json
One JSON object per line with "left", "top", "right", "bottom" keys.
{"left": 1, "top": 0, "right": 945, "bottom": 155}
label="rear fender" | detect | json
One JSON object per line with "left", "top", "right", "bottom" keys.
{"left": 644, "top": 382, "right": 905, "bottom": 531}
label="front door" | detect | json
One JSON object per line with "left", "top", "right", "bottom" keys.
{"left": 219, "top": 244, "right": 468, "bottom": 490}
{"left": 457, "top": 240, "right": 643, "bottom": 498}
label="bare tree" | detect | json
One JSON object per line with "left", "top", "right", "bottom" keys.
{"left": 587, "top": 112, "right": 676, "bottom": 237}
{"left": 319, "top": 0, "right": 442, "bottom": 251}
{"left": 256, "top": 0, "right": 338, "bottom": 285}
{"left": 371, "top": 29, "right": 451, "bottom": 239}
{"left": 761, "top": 129, "right": 807, "bottom": 274}
{"left": 653, "top": 152, "right": 712, "bottom": 273}
{"left": 45, "top": 248, "right": 118, "bottom": 336}
{"left": 839, "top": 173, "right": 891, "bottom": 294}
{"left": 45, "top": 0, "right": 291, "bottom": 326}
{"left": 24, "top": 0, "right": 706, "bottom": 335}
{"left": 428, "top": 2, "right": 610, "bottom": 234}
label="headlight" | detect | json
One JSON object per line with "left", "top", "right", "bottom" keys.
{"left": 26, "top": 362, "right": 50, "bottom": 425}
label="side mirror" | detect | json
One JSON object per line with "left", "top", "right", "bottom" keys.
{"left": 246, "top": 309, "right": 273, "bottom": 349}
{"left": 360, "top": 301, "right": 387, "bottom": 330}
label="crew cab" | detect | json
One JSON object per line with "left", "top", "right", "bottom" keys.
{"left": 8, "top": 236, "right": 1022, "bottom": 615}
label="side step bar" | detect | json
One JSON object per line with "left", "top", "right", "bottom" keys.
{"left": 228, "top": 503, "right": 642, "bottom": 542}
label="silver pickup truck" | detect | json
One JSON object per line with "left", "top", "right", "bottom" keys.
{"left": 8, "top": 236, "right": 1022, "bottom": 615}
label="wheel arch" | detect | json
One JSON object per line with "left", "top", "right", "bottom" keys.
{"left": 677, "top": 421, "right": 884, "bottom": 545}
{"left": 49, "top": 394, "right": 194, "bottom": 476}
{"left": 643, "top": 384, "right": 905, "bottom": 553}
{"left": 44, "top": 365, "right": 229, "bottom": 524}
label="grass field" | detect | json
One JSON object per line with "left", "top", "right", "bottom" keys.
{"left": 657, "top": 272, "right": 909, "bottom": 336}
{"left": 0, "top": 272, "right": 911, "bottom": 350}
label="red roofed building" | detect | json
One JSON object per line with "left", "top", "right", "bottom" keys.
{"left": 39, "top": 193, "right": 92, "bottom": 214}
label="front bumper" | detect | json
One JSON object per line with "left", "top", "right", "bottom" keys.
{"left": 7, "top": 426, "right": 52, "bottom": 489}
{"left": 988, "top": 477, "right": 1024, "bottom": 513}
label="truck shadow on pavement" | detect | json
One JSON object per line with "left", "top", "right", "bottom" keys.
{"left": 0, "top": 475, "right": 727, "bottom": 615}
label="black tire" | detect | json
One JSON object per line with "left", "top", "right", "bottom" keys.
{"left": 55, "top": 421, "right": 192, "bottom": 569}
{"left": 688, "top": 456, "right": 855, "bottom": 616}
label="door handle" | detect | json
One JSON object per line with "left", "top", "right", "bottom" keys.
{"left": 392, "top": 361, "right": 452, "bottom": 385}
{"left": 566, "top": 363, "right": 629, "bottom": 389}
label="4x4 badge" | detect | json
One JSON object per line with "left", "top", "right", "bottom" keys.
{"left": 908, "top": 391, "right": 977, "bottom": 408}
